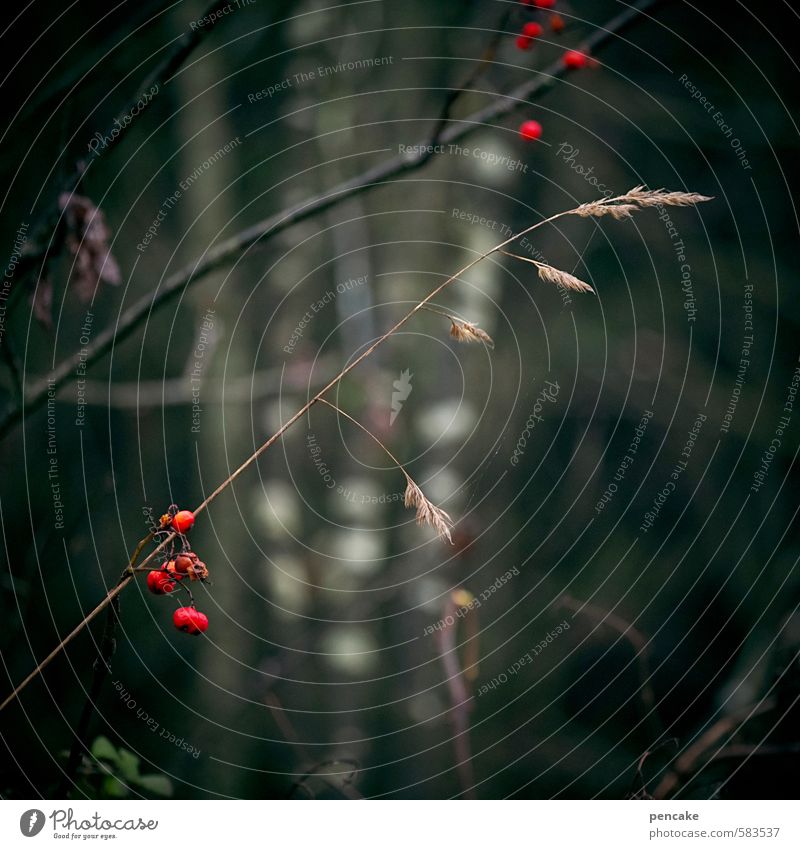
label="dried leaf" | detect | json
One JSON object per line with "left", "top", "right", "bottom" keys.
{"left": 59, "top": 193, "right": 121, "bottom": 304}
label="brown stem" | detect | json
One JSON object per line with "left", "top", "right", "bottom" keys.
{"left": 0, "top": 179, "right": 698, "bottom": 709}
{"left": 652, "top": 698, "right": 776, "bottom": 799}
{"left": 0, "top": 203, "right": 533, "bottom": 709}
{"left": 59, "top": 592, "right": 121, "bottom": 795}
{"left": 0, "top": 532, "right": 154, "bottom": 712}
{"left": 315, "top": 398, "right": 410, "bottom": 478}
{"left": 425, "top": 4, "right": 515, "bottom": 149}
{"left": 561, "top": 593, "right": 660, "bottom": 738}
{"left": 187, "top": 212, "right": 557, "bottom": 520}
{"left": 419, "top": 304, "right": 460, "bottom": 322}
{"left": 436, "top": 596, "right": 476, "bottom": 799}
{"left": 0, "top": 577, "right": 131, "bottom": 712}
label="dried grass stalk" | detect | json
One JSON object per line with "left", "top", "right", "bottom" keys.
{"left": 498, "top": 250, "right": 594, "bottom": 294}
{"left": 534, "top": 263, "right": 594, "bottom": 294}
{"left": 449, "top": 319, "right": 495, "bottom": 348}
{"left": 576, "top": 186, "right": 712, "bottom": 219}
{"left": 574, "top": 202, "right": 639, "bottom": 220}
{"left": 404, "top": 479, "right": 453, "bottom": 543}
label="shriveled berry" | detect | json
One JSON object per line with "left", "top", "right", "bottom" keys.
{"left": 171, "top": 510, "right": 195, "bottom": 534}
{"left": 563, "top": 49, "right": 588, "bottom": 69}
{"left": 147, "top": 570, "right": 175, "bottom": 595}
{"left": 173, "top": 553, "right": 195, "bottom": 573}
{"left": 550, "top": 13, "right": 566, "bottom": 33}
{"left": 173, "top": 607, "right": 209, "bottom": 635}
{"left": 187, "top": 559, "right": 209, "bottom": 582}
{"left": 519, "top": 120, "right": 543, "bottom": 141}
{"left": 522, "top": 22, "right": 543, "bottom": 38}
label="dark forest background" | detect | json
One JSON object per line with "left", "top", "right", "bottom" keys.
{"left": 1, "top": 0, "right": 799, "bottom": 799}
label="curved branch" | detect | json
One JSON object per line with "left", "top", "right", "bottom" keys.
{"left": 0, "top": 0, "right": 667, "bottom": 440}
{"left": 652, "top": 698, "right": 776, "bottom": 799}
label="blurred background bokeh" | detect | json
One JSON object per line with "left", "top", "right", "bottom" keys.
{"left": 1, "top": 0, "right": 799, "bottom": 799}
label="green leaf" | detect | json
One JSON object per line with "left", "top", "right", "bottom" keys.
{"left": 116, "top": 748, "right": 141, "bottom": 781}
{"left": 91, "top": 736, "right": 119, "bottom": 764}
{"left": 102, "top": 775, "right": 128, "bottom": 798}
{"left": 135, "top": 773, "right": 174, "bottom": 797}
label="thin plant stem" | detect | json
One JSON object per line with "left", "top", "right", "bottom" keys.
{"left": 0, "top": 183, "right": 709, "bottom": 711}
{"left": 653, "top": 698, "right": 777, "bottom": 799}
{"left": 0, "top": 577, "right": 131, "bottom": 712}
{"left": 59, "top": 592, "right": 120, "bottom": 795}
{"left": 561, "top": 593, "right": 660, "bottom": 739}
{"left": 0, "top": 532, "right": 153, "bottom": 712}
{"left": 315, "top": 398, "right": 411, "bottom": 479}
{"left": 437, "top": 596, "right": 476, "bottom": 799}
{"left": 186, "top": 212, "right": 557, "bottom": 521}
{"left": 419, "top": 304, "right": 459, "bottom": 321}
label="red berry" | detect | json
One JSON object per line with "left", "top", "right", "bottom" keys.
{"left": 147, "top": 570, "right": 175, "bottom": 595}
{"left": 534, "top": 0, "right": 556, "bottom": 8}
{"left": 171, "top": 509, "right": 195, "bottom": 534}
{"left": 173, "top": 606, "right": 209, "bottom": 635}
{"left": 522, "top": 22, "right": 543, "bottom": 38}
{"left": 516, "top": 34, "right": 533, "bottom": 50}
{"left": 519, "top": 120, "right": 543, "bottom": 141}
{"left": 563, "top": 49, "right": 588, "bottom": 69}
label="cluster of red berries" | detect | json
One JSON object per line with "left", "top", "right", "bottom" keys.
{"left": 516, "top": 21, "right": 543, "bottom": 51}
{"left": 513, "top": 0, "right": 591, "bottom": 143}
{"left": 146, "top": 507, "right": 210, "bottom": 636}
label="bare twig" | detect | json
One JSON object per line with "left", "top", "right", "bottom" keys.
{"left": 59, "top": 592, "right": 121, "bottom": 795}
{"left": 425, "top": 4, "right": 515, "bottom": 149}
{"left": 709, "top": 742, "right": 800, "bottom": 761}
{"left": 78, "top": 356, "right": 337, "bottom": 408}
{"left": 0, "top": 0, "right": 668, "bottom": 441}
{"left": 436, "top": 595, "right": 476, "bottom": 799}
{"left": 0, "top": 531, "right": 153, "bottom": 713}
{"left": 627, "top": 737, "right": 678, "bottom": 799}
{"left": 0, "top": 577, "right": 132, "bottom": 713}
{"left": 561, "top": 593, "right": 660, "bottom": 736}
{"left": 652, "top": 698, "right": 776, "bottom": 799}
